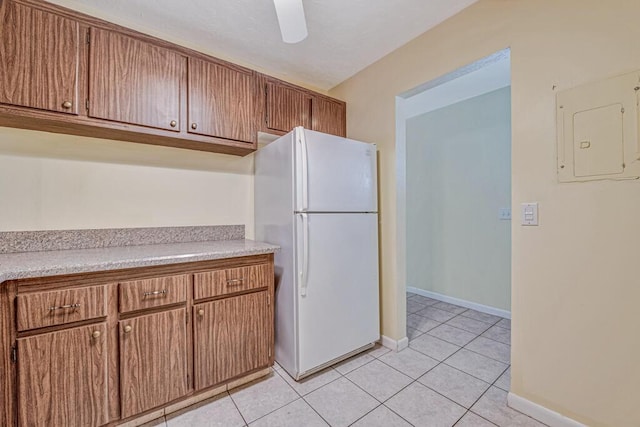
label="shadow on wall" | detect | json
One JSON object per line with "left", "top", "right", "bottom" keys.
{"left": 0, "top": 127, "right": 254, "bottom": 175}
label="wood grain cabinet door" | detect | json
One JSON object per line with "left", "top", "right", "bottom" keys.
{"left": 17, "top": 323, "right": 108, "bottom": 427}
{"left": 193, "top": 291, "right": 270, "bottom": 389}
{"left": 119, "top": 308, "right": 187, "bottom": 418}
{"left": 88, "top": 28, "right": 183, "bottom": 131}
{"left": 188, "top": 58, "right": 256, "bottom": 143}
{"left": 0, "top": 1, "right": 80, "bottom": 114}
{"left": 312, "top": 97, "right": 346, "bottom": 137}
{"left": 266, "top": 82, "right": 311, "bottom": 133}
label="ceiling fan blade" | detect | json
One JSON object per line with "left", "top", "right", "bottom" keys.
{"left": 273, "top": 0, "right": 308, "bottom": 43}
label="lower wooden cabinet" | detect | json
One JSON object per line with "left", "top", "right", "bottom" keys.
{"left": 193, "top": 291, "right": 271, "bottom": 389}
{"left": 4, "top": 254, "right": 274, "bottom": 427}
{"left": 119, "top": 308, "right": 188, "bottom": 418}
{"left": 17, "top": 323, "right": 109, "bottom": 427}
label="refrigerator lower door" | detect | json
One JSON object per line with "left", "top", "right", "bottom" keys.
{"left": 295, "top": 212, "right": 379, "bottom": 376}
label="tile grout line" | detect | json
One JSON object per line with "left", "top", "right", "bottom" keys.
{"left": 416, "top": 337, "right": 503, "bottom": 386}
{"left": 408, "top": 293, "right": 509, "bottom": 326}
{"left": 408, "top": 293, "right": 506, "bottom": 318}
{"left": 409, "top": 314, "right": 510, "bottom": 347}
{"left": 241, "top": 295, "right": 507, "bottom": 427}
{"left": 230, "top": 371, "right": 301, "bottom": 426}
{"left": 407, "top": 294, "right": 512, "bottom": 426}
{"left": 280, "top": 369, "right": 340, "bottom": 425}
{"left": 227, "top": 390, "right": 251, "bottom": 426}
{"left": 369, "top": 351, "right": 479, "bottom": 422}
{"left": 463, "top": 364, "right": 512, "bottom": 426}
{"left": 301, "top": 358, "right": 381, "bottom": 427}
{"left": 278, "top": 367, "right": 344, "bottom": 427}
{"left": 345, "top": 375, "right": 419, "bottom": 427}
{"left": 409, "top": 324, "right": 511, "bottom": 366}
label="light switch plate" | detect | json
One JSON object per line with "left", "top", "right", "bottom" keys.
{"left": 499, "top": 208, "right": 512, "bottom": 220}
{"left": 521, "top": 203, "right": 538, "bottom": 226}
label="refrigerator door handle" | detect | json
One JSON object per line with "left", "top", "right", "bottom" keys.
{"left": 299, "top": 129, "right": 309, "bottom": 212}
{"left": 299, "top": 212, "right": 310, "bottom": 296}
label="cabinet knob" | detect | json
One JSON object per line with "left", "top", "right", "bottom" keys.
{"left": 91, "top": 330, "right": 101, "bottom": 339}
{"left": 123, "top": 325, "right": 132, "bottom": 333}
{"left": 62, "top": 101, "right": 72, "bottom": 109}
{"left": 197, "top": 309, "right": 204, "bottom": 317}
{"left": 191, "top": 123, "right": 198, "bottom": 130}
{"left": 170, "top": 120, "right": 177, "bottom": 128}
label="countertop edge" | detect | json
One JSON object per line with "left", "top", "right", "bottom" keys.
{"left": 0, "top": 240, "right": 279, "bottom": 283}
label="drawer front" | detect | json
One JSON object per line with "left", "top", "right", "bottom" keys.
{"left": 119, "top": 274, "right": 188, "bottom": 313}
{"left": 16, "top": 285, "right": 106, "bottom": 331}
{"left": 194, "top": 263, "right": 271, "bottom": 300}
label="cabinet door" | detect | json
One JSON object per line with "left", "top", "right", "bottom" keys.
{"left": 193, "top": 292, "right": 270, "bottom": 389}
{"left": 188, "top": 58, "right": 256, "bottom": 143}
{"left": 17, "top": 323, "right": 108, "bottom": 427}
{"left": 0, "top": 2, "right": 80, "bottom": 114}
{"left": 266, "top": 82, "right": 310, "bottom": 133}
{"left": 88, "top": 28, "right": 183, "bottom": 131}
{"left": 120, "top": 308, "right": 187, "bottom": 418}
{"left": 312, "top": 97, "right": 346, "bottom": 137}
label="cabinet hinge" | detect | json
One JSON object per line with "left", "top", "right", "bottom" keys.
{"left": 267, "top": 295, "right": 270, "bottom": 306}
{"left": 268, "top": 346, "right": 271, "bottom": 357}
{"left": 186, "top": 312, "right": 190, "bottom": 324}
{"left": 86, "top": 99, "right": 89, "bottom": 111}
{"left": 86, "top": 29, "right": 90, "bottom": 44}
{"left": 10, "top": 346, "right": 16, "bottom": 364}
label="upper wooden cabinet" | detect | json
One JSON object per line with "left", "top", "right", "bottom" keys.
{"left": 0, "top": 1, "right": 80, "bottom": 114}
{"left": 88, "top": 28, "right": 183, "bottom": 131}
{"left": 261, "top": 77, "right": 346, "bottom": 137}
{"left": 188, "top": 58, "right": 256, "bottom": 143}
{"left": 0, "top": 0, "right": 346, "bottom": 155}
{"left": 312, "top": 97, "right": 346, "bottom": 137}
{"left": 265, "top": 81, "right": 311, "bottom": 133}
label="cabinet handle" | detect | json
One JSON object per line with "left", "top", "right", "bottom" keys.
{"left": 123, "top": 325, "right": 132, "bottom": 333}
{"left": 143, "top": 289, "right": 167, "bottom": 298}
{"left": 91, "top": 330, "right": 101, "bottom": 339}
{"left": 226, "top": 278, "right": 244, "bottom": 286}
{"left": 170, "top": 120, "right": 177, "bottom": 128}
{"left": 48, "top": 303, "right": 80, "bottom": 311}
{"left": 61, "top": 101, "right": 72, "bottom": 109}
{"left": 197, "top": 309, "right": 204, "bottom": 317}
{"left": 191, "top": 123, "right": 197, "bottom": 130}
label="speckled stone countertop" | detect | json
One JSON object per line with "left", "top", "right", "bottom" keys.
{"left": 0, "top": 239, "right": 279, "bottom": 283}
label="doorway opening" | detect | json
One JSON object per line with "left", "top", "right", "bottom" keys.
{"left": 396, "top": 49, "right": 512, "bottom": 343}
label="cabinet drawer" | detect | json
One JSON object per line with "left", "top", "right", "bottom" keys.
{"left": 16, "top": 285, "right": 106, "bottom": 331}
{"left": 119, "top": 274, "right": 188, "bottom": 313}
{"left": 194, "top": 263, "right": 271, "bottom": 300}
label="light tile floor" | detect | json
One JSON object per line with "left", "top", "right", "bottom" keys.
{"left": 149, "top": 293, "right": 546, "bottom": 427}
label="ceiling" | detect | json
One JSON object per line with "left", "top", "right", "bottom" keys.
{"left": 46, "top": 0, "right": 478, "bottom": 91}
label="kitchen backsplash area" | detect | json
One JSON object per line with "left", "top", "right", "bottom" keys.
{"left": 0, "top": 225, "right": 244, "bottom": 254}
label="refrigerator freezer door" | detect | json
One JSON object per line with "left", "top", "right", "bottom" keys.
{"left": 295, "top": 212, "right": 380, "bottom": 375}
{"left": 295, "top": 128, "right": 377, "bottom": 213}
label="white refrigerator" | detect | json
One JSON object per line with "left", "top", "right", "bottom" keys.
{"left": 255, "top": 127, "right": 380, "bottom": 380}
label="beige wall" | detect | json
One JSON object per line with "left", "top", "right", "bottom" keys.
{"left": 0, "top": 127, "right": 255, "bottom": 236}
{"left": 330, "top": 1, "right": 640, "bottom": 426}
{"left": 407, "top": 87, "right": 511, "bottom": 311}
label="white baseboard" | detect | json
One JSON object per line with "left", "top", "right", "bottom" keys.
{"left": 380, "top": 335, "right": 409, "bottom": 351}
{"left": 508, "top": 393, "right": 587, "bottom": 427}
{"left": 407, "top": 286, "right": 511, "bottom": 319}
